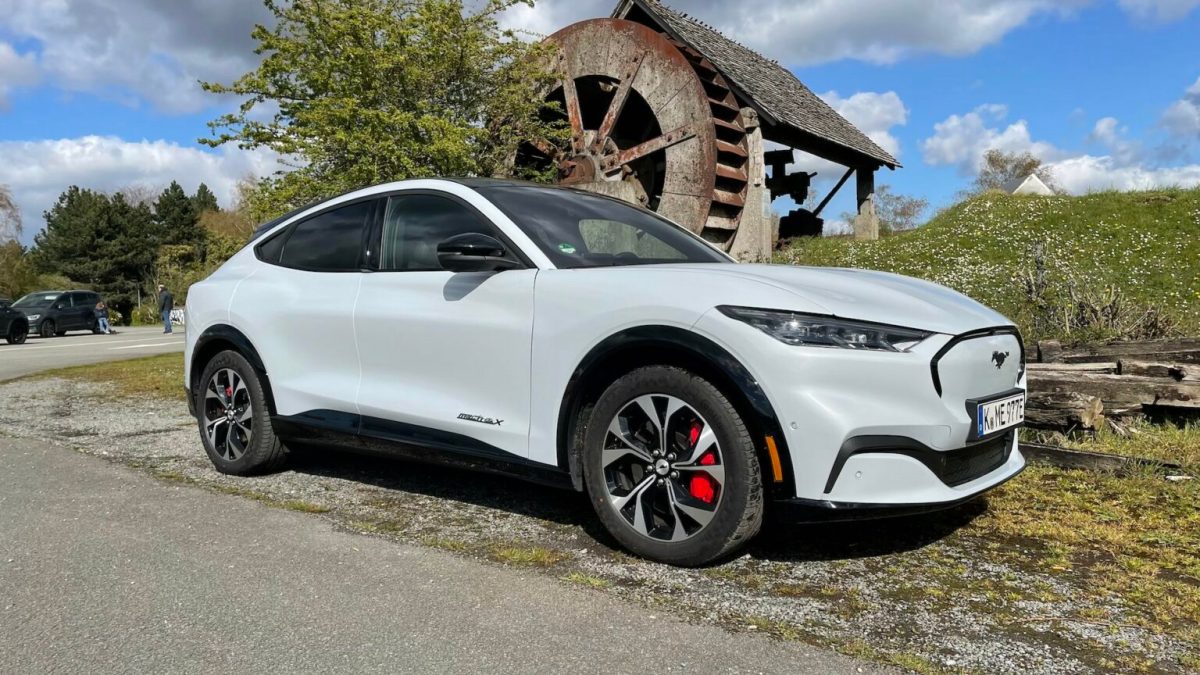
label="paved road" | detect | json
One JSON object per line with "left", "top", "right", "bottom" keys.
{"left": 0, "top": 438, "right": 880, "bottom": 674}
{"left": 0, "top": 326, "right": 186, "bottom": 381}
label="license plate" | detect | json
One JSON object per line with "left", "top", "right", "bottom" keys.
{"left": 976, "top": 392, "right": 1025, "bottom": 437}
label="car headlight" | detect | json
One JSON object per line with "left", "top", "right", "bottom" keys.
{"left": 25, "top": 314, "right": 40, "bottom": 321}
{"left": 717, "top": 306, "right": 932, "bottom": 352}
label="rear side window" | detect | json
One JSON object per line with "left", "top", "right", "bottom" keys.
{"left": 277, "top": 200, "right": 376, "bottom": 271}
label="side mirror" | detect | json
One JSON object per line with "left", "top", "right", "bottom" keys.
{"left": 436, "top": 233, "right": 520, "bottom": 273}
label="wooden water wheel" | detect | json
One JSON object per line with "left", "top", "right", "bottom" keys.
{"left": 515, "top": 19, "right": 752, "bottom": 250}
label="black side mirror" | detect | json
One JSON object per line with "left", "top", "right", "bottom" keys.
{"left": 436, "top": 233, "right": 520, "bottom": 273}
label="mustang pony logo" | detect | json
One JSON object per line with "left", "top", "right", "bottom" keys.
{"left": 991, "top": 351, "right": 1010, "bottom": 369}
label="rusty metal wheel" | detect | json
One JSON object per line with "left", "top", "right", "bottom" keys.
{"left": 517, "top": 19, "right": 751, "bottom": 250}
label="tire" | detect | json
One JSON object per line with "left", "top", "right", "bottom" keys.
{"left": 195, "top": 350, "right": 289, "bottom": 475}
{"left": 6, "top": 322, "right": 27, "bottom": 345}
{"left": 582, "top": 365, "right": 763, "bottom": 566}
{"left": 39, "top": 320, "right": 55, "bottom": 338}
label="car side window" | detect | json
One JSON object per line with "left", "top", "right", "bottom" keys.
{"left": 380, "top": 194, "right": 511, "bottom": 271}
{"left": 278, "top": 200, "right": 376, "bottom": 271}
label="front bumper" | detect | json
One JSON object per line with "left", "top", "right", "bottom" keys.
{"left": 694, "top": 312, "right": 1027, "bottom": 505}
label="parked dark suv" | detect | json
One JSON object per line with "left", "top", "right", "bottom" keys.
{"left": 0, "top": 297, "right": 27, "bottom": 344}
{"left": 12, "top": 290, "right": 104, "bottom": 338}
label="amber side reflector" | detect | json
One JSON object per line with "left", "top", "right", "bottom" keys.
{"left": 764, "top": 435, "right": 784, "bottom": 483}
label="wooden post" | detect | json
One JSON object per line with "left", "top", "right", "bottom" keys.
{"left": 852, "top": 166, "right": 879, "bottom": 240}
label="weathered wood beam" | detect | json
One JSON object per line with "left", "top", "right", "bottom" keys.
{"left": 813, "top": 167, "right": 854, "bottom": 217}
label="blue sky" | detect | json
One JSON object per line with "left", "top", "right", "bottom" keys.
{"left": 2, "top": 0, "right": 1199, "bottom": 241}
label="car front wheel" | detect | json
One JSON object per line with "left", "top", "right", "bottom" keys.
{"left": 196, "top": 350, "right": 289, "bottom": 475}
{"left": 6, "top": 322, "right": 27, "bottom": 344}
{"left": 583, "top": 365, "right": 763, "bottom": 566}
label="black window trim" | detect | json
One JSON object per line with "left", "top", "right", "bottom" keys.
{"left": 255, "top": 195, "right": 384, "bottom": 273}
{"left": 368, "top": 188, "right": 534, "bottom": 273}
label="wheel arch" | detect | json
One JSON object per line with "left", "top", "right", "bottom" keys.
{"left": 190, "top": 324, "right": 276, "bottom": 415}
{"left": 556, "top": 325, "right": 795, "bottom": 498}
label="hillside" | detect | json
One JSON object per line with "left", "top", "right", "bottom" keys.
{"left": 776, "top": 188, "right": 1200, "bottom": 341}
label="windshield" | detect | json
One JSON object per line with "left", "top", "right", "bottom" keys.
{"left": 13, "top": 292, "right": 60, "bottom": 308}
{"left": 477, "top": 185, "right": 731, "bottom": 269}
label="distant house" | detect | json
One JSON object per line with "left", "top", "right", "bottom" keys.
{"left": 1003, "top": 174, "right": 1055, "bottom": 196}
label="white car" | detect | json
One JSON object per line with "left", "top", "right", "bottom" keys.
{"left": 185, "top": 179, "right": 1026, "bottom": 566}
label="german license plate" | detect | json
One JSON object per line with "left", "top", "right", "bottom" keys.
{"left": 976, "top": 392, "right": 1025, "bottom": 437}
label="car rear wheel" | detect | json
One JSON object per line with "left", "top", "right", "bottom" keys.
{"left": 583, "top": 365, "right": 763, "bottom": 566}
{"left": 196, "top": 350, "right": 289, "bottom": 475}
{"left": 6, "top": 322, "right": 27, "bottom": 344}
{"left": 39, "top": 320, "right": 55, "bottom": 338}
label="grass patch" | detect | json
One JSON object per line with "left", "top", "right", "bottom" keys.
{"left": 777, "top": 189, "right": 1200, "bottom": 340}
{"left": 27, "top": 352, "right": 184, "bottom": 400}
{"left": 421, "top": 536, "right": 472, "bottom": 553}
{"left": 562, "top": 571, "right": 610, "bottom": 589}
{"left": 1029, "top": 420, "right": 1200, "bottom": 470}
{"left": 488, "top": 544, "right": 568, "bottom": 567}
{"left": 277, "top": 499, "right": 332, "bottom": 514}
{"left": 974, "top": 464, "right": 1200, "bottom": 646}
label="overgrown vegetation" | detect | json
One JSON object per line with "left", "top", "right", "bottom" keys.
{"left": 779, "top": 188, "right": 1200, "bottom": 341}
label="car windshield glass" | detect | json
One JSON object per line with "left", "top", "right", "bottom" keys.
{"left": 13, "top": 292, "right": 60, "bottom": 308}
{"left": 476, "top": 185, "right": 730, "bottom": 269}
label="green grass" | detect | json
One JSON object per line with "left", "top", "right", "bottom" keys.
{"left": 488, "top": 544, "right": 568, "bottom": 567}
{"left": 1029, "top": 420, "right": 1200, "bottom": 469}
{"left": 28, "top": 352, "right": 185, "bottom": 400}
{"left": 777, "top": 188, "right": 1200, "bottom": 341}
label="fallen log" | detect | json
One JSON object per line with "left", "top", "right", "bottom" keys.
{"left": 1118, "top": 359, "right": 1200, "bottom": 382}
{"left": 1019, "top": 441, "right": 1182, "bottom": 474}
{"left": 1024, "top": 391, "right": 1104, "bottom": 431}
{"left": 1027, "top": 362, "right": 1118, "bottom": 374}
{"left": 1055, "top": 338, "right": 1200, "bottom": 364}
{"left": 1026, "top": 372, "right": 1200, "bottom": 416}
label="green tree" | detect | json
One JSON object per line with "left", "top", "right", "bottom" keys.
{"left": 840, "top": 184, "right": 929, "bottom": 235}
{"left": 0, "top": 241, "right": 42, "bottom": 299}
{"left": 0, "top": 184, "right": 20, "bottom": 243}
{"left": 31, "top": 187, "right": 156, "bottom": 321}
{"left": 969, "top": 149, "right": 1060, "bottom": 195}
{"left": 191, "top": 183, "right": 220, "bottom": 214}
{"left": 200, "top": 0, "right": 564, "bottom": 218}
{"left": 154, "top": 181, "right": 204, "bottom": 249}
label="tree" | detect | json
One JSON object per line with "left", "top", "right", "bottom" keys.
{"left": 0, "top": 184, "right": 20, "bottom": 243}
{"left": 154, "top": 181, "right": 204, "bottom": 249}
{"left": 200, "top": 0, "right": 563, "bottom": 219}
{"left": 840, "top": 184, "right": 929, "bottom": 234}
{"left": 970, "top": 149, "right": 1060, "bottom": 195}
{"left": 31, "top": 187, "right": 156, "bottom": 321}
{"left": 192, "top": 183, "right": 220, "bottom": 214}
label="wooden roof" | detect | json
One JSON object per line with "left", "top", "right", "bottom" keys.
{"left": 613, "top": 0, "right": 900, "bottom": 169}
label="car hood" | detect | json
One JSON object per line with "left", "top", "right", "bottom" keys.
{"left": 658, "top": 263, "right": 1013, "bottom": 335}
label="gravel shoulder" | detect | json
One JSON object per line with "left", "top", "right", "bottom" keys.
{"left": 1, "top": 373, "right": 1196, "bottom": 674}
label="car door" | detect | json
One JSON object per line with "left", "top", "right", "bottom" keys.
{"left": 354, "top": 191, "right": 537, "bottom": 459}
{"left": 229, "top": 197, "right": 379, "bottom": 426}
{"left": 61, "top": 293, "right": 84, "bottom": 330}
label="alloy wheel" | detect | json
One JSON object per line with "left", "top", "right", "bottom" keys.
{"left": 602, "top": 394, "right": 725, "bottom": 542}
{"left": 203, "top": 368, "right": 253, "bottom": 461}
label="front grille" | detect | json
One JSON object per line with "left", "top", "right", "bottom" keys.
{"left": 934, "top": 433, "right": 1013, "bottom": 487}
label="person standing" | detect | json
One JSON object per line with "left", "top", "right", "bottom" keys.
{"left": 95, "top": 300, "right": 111, "bottom": 334}
{"left": 158, "top": 284, "right": 174, "bottom": 334}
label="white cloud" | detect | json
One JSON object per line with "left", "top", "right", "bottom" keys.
{"left": 920, "top": 104, "right": 1062, "bottom": 173}
{"left": 1117, "top": 0, "right": 1200, "bottom": 21}
{"left": 501, "top": 0, "right": 1092, "bottom": 66}
{"left": 818, "top": 90, "right": 908, "bottom": 158}
{"left": 1161, "top": 77, "right": 1200, "bottom": 138}
{"left": 1047, "top": 154, "right": 1200, "bottom": 192}
{"left": 0, "top": 136, "right": 285, "bottom": 242}
{"left": 1, "top": 0, "right": 271, "bottom": 114}
{"left": 0, "top": 41, "right": 39, "bottom": 109}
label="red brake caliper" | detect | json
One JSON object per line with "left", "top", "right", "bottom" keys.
{"left": 686, "top": 422, "right": 716, "bottom": 504}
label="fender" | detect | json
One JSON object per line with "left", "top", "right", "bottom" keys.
{"left": 557, "top": 325, "right": 795, "bottom": 498}
{"left": 189, "top": 324, "right": 274, "bottom": 415}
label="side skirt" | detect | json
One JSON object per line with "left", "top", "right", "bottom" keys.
{"left": 271, "top": 410, "right": 574, "bottom": 490}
